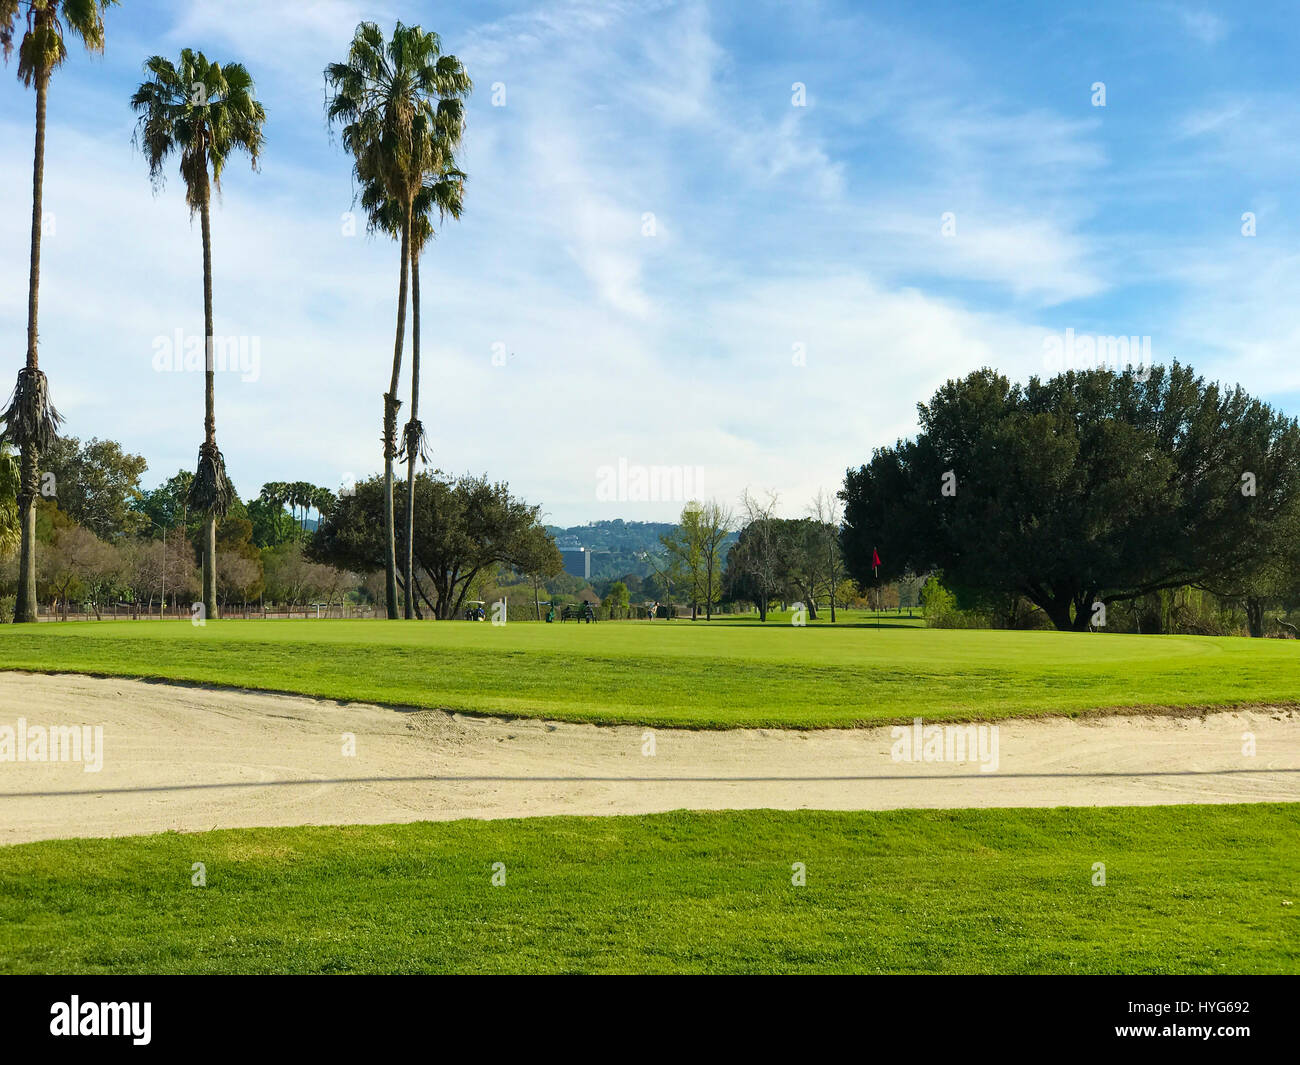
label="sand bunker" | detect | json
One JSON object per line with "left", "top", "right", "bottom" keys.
{"left": 1, "top": 672, "right": 1296, "bottom": 844}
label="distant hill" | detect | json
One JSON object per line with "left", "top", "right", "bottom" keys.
{"left": 547, "top": 520, "right": 677, "bottom": 551}
{"left": 546, "top": 519, "right": 737, "bottom": 580}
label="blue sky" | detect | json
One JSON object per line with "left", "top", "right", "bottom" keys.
{"left": 2, "top": 0, "right": 1298, "bottom": 525}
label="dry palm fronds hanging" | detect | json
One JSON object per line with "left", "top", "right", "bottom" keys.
{"left": 398, "top": 417, "right": 430, "bottom": 465}
{"left": 0, "top": 368, "right": 62, "bottom": 452}
{"left": 188, "top": 440, "right": 232, "bottom": 518}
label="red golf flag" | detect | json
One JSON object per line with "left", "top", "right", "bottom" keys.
{"left": 872, "top": 547, "right": 881, "bottom": 568}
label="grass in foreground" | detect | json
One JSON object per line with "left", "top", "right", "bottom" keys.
{"left": 0, "top": 618, "right": 1297, "bottom": 727}
{"left": 0, "top": 806, "right": 1295, "bottom": 974}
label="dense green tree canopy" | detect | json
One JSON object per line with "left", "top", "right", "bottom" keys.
{"left": 723, "top": 515, "right": 841, "bottom": 620}
{"left": 841, "top": 364, "right": 1300, "bottom": 631}
{"left": 311, "top": 472, "right": 558, "bottom": 619}
{"left": 42, "top": 435, "right": 146, "bottom": 538}
{"left": 132, "top": 470, "right": 192, "bottom": 534}
{"left": 246, "top": 495, "right": 298, "bottom": 548}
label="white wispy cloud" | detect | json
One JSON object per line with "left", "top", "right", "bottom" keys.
{"left": 1176, "top": 7, "right": 1227, "bottom": 45}
{"left": 0, "top": 0, "right": 1292, "bottom": 524}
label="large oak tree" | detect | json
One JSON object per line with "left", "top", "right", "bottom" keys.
{"left": 311, "top": 472, "right": 558, "bottom": 620}
{"left": 841, "top": 365, "right": 1300, "bottom": 631}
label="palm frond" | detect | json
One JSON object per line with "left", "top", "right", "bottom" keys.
{"left": 60, "top": 0, "right": 114, "bottom": 51}
{"left": 0, "top": 367, "right": 62, "bottom": 452}
{"left": 399, "top": 418, "right": 430, "bottom": 465}
{"left": 3, "top": 0, "right": 111, "bottom": 75}
{"left": 0, "top": 0, "right": 18, "bottom": 62}
{"left": 16, "top": 16, "right": 65, "bottom": 85}
{"left": 131, "top": 46, "right": 265, "bottom": 213}
{"left": 326, "top": 19, "right": 470, "bottom": 232}
{"left": 188, "top": 440, "right": 231, "bottom": 518}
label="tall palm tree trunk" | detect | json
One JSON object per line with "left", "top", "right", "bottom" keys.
{"left": 15, "top": 449, "right": 38, "bottom": 623}
{"left": 200, "top": 187, "right": 218, "bottom": 620}
{"left": 13, "top": 73, "right": 50, "bottom": 624}
{"left": 403, "top": 249, "right": 421, "bottom": 620}
{"left": 382, "top": 216, "right": 411, "bottom": 619}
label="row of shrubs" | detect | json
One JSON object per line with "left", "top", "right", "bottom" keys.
{"left": 466, "top": 600, "right": 681, "bottom": 622}
{"left": 920, "top": 576, "right": 1295, "bottom": 636}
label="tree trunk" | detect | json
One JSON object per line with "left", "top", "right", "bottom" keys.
{"left": 412, "top": 571, "right": 439, "bottom": 618}
{"left": 403, "top": 243, "right": 421, "bottom": 620}
{"left": 828, "top": 541, "right": 837, "bottom": 624}
{"left": 201, "top": 516, "right": 216, "bottom": 620}
{"left": 449, "top": 567, "right": 480, "bottom": 622}
{"left": 14, "top": 72, "right": 49, "bottom": 624}
{"left": 383, "top": 216, "right": 410, "bottom": 620}
{"left": 199, "top": 188, "right": 219, "bottom": 620}
{"left": 1072, "top": 592, "right": 1095, "bottom": 632}
{"left": 15, "top": 449, "right": 39, "bottom": 623}
{"left": 1040, "top": 602, "right": 1069, "bottom": 630}
{"left": 1026, "top": 590, "right": 1075, "bottom": 631}
{"left": 1246, "top": 596, "right": 1265, "bottom": 638}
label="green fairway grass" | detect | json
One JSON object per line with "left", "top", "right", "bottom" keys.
{"left": 0, "top": 805, "right": 1293, "bottom": 974}
{"left": 0, "top": 618, "right": 1297, "bottom": 727}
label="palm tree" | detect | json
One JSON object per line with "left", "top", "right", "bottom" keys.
{"left": 1, "top": 0, "right": 115, "bottom": 623}
{"left": 131, "top": 49, "right": 265, "bottom": 621}
{"left": 0, "top": 443, "right": 20, "bottom": 560}
{"left": 326, "top": 21, "right": 470, "bottom": 619}
{"left": 263, "top": 480, "right": 289, "bottom": 523}
{"left": 362, "top": 134, "right": 467, "bottom": 618}
{"left": 292, "top": 481, "right": 313, "bottom": 530}
{"left": 311, "top": 485, "right": 336, "bottom": 528}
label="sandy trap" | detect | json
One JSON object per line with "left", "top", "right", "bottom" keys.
{"left": 1, "top": 672, "right": 1297, "bottom": 844}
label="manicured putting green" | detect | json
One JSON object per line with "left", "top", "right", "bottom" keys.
{"left": 0, "top": 618, "right": 1296, "bottom": 727}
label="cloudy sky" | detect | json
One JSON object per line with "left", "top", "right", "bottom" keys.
{"left": 2, "top": 0, "right": 1297, "bottom": 525}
